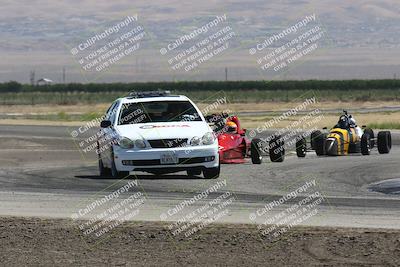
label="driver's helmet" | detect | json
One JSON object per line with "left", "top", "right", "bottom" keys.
{"left": 349, "top": 115, "right": 356, "bottom": 126}
{"left": 338, "top": 116, "right": 349, "bottom": 129}
{"left": 226, "top": 121, "right": 238, "bottom": 133}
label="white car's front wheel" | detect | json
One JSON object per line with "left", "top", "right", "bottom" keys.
{"left": 98, "top": 143, "right": 110, "bottom": 177}
{"left": 111, "top": 149, "right": 129, "bottom": 179}
{"left": 203, "top": 165, "right": 220, "bottom": 179}
{"left": 98, "top": 157, "right": 110, "bottom": 177}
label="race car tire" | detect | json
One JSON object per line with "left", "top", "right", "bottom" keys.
{"left": 296, "top": 137, "right": 307, "bottom": 157}
{"left": 251, "top": 138, "right": 263, "bottom": 164}
{"left": 269, "top": 135, "right": 285, "bottom": 162}
{"left": 361, "top": 133, "right": 371, "bottom": 155}
{"left": 203, "top": 165, "right": 220, "bottom": 179}
{"left": 110, "top": 150, "right": 129, "bottom": 179}
{"left": 187, "top": 169, "right": 202, "bottom": 176}
{"left": 310, "top": 130, "right": 319, "bottom": 150}
{"left": 313, "top": 131, "right": 326, "bottom": 156}
{"left": 98, "top": 142, "right": 110, "bottom": 177}
{"left": 98, "top": 157, "right": 110, "bottom": 177}
{"left": 377, "top": 131, "right": 391, "bottom": 154}
{"left": 349, "top": 142, "right": 361, "bottom": 153}
{"left": 364, "top": 128, "right": 375, "bottom": 148}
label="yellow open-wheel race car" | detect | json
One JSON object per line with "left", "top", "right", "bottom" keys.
{"left": 295, "top": 111, "right": 392, "bottom": 157}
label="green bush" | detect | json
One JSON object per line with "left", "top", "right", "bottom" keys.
{"left": 0, "top": 80, "right": 400, "bottom": 104}
{"left": 1, "top": 79, "right": 400, "bottom": 93}
{"left": 0, "top": 81, "right": 22, "bottom": 92}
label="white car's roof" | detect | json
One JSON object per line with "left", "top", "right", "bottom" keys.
{"left": 120, "top": 95, "right": 190, "bottom": 104}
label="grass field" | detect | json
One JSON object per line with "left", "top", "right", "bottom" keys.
{"left": 240, "top": 113, "right": 400, "bottom": 129}
{"left": 1, "top": 100, "right": 399, "bottom": 129}
{"left": 1, "top": 80, "right": 400, "bottom": 128}
{"left": 0, "top": 89, "right": 400, "bottom": 105}
{"left": 2, "top": 100, "right": 400, "bottom": 114}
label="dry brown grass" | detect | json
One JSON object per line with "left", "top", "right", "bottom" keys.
{"left": 0, "top": 104, "right": 109, "bottom": 114}
{"left": 240, "top": 112, "right": 400, "bottom": 129}
{"left": 1, "top": 112, "right": 398, "bottom": 129}
{"left": 1, "top": 100, "right": 400, "bottom": 115}
{"left": 1, "top": 101, "right": 400, "bottom": 129}
{"left": 0, "top": 119, "right": 83, "bottom": 126}
{"left": 199, "top": 100, "right": 400, "bottom": 113}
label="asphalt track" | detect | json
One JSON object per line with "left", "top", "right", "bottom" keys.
{"left": 1, "top": 125, "right": 400, "bottom": 229}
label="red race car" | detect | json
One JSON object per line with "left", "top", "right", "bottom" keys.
{"left": 205, "top": 113, "right": 285, "bottom": 164}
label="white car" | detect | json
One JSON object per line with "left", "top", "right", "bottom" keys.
{"left": 97, "top": 91, "right": 220, "bottom": 179}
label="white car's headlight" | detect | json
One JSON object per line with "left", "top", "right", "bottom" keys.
{"left": 134, "top": 139, "right": 146, "bottom": 149}
{"left": 190, "top": 136, "right": 201, "bottom": 146}
{"left": 118, "top": 137, "right": 134, "bottom": 149}
{"left": 202, "top": 132, "right": 215, "bottom": 145}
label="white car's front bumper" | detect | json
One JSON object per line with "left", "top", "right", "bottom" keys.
{"left": 113, "top": 145, "right": 219, "bottom": 172}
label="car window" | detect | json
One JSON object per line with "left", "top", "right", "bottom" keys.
{"left": 105, "top": 102, "right": 117, "bottom": 120}
{"left": 109, "top": 101, "right": 120, "bottom": 125}
{"left": 118, "top": 101, "right": 202, "bottom": 125}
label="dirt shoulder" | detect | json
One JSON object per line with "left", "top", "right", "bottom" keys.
{"left": 1, "top": 216, "right": 399, "bottom": 266}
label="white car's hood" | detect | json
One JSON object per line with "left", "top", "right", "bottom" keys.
{"left": 115, "top": 121, "right": 211, "bottom": 140}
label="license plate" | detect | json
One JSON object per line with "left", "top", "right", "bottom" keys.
{"left": 160, "top": 153, "right": 178, "bottom": 164}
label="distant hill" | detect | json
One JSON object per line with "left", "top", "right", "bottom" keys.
{"left": 1, "top": 0, "right": 400, "bottom": 82}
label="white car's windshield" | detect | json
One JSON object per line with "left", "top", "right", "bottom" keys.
{"left": 118, "top": 100, "right": 202, "bottom": 125}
